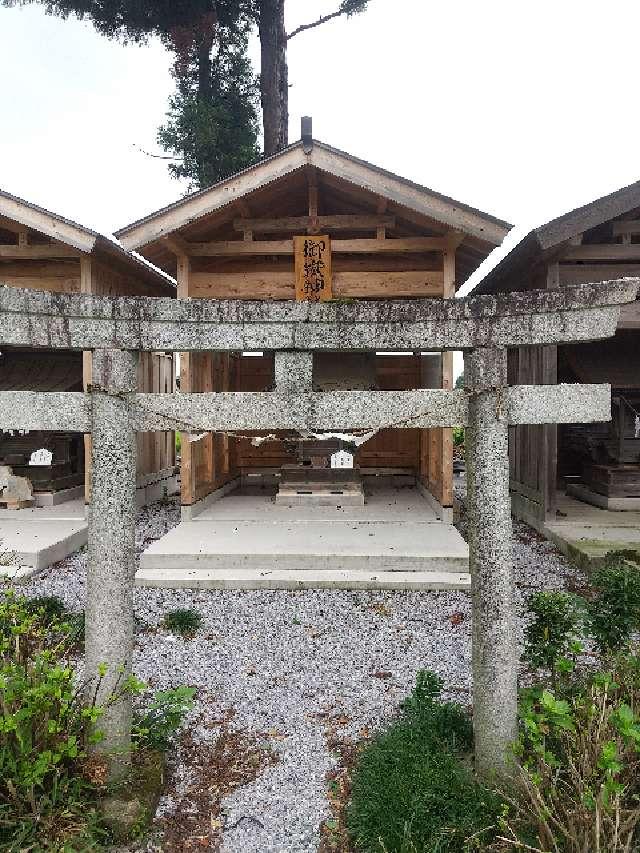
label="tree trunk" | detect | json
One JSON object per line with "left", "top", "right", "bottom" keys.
{"left": 259, "top": 0, "right": 288, "bottom": 156}
{"left": 196, "top": 6, "right": 217, "bottom": 103}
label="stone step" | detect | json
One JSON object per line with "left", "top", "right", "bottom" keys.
{"left": 135, "top": 566, "right": 471, "bottom": 591}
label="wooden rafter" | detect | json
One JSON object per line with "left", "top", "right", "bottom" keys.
{"left": 612, "top": 220, "right": 640, "bottom": 237}
{"left": 161, "top": 234, "right": 191, "bottom": 257}
{"left": 564, "top": 244, "right": 640, "bottom": 261}
{"left": 171, "top": 236, "right": 447, "bottom": 257}
{"left": 233, "top": 214, "right": 396, "bottom": 234}
{"left": 0, "top": 244, "right": 80, "bottom": 259}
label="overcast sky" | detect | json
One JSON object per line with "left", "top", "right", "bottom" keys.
{"left": 2, "top": 0, "right": 639, "bottom": 296}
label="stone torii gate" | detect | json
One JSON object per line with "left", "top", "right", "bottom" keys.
{"left": 0, "top": 278, "right": 637, "bottom": 778}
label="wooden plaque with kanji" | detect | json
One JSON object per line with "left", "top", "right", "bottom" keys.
{"left": 294, "top": 235, "right": 333, "bottom": 301}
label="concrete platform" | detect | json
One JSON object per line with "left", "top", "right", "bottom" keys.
{"left": 544, "top": 492, "right": 640, "bottom": 570}
{"left": 0, "top": 499, "right": 87, "bottom": 578}
{"left": 138, "top": 488, "right": 470, "bottom": 590}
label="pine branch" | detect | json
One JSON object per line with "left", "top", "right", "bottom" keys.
{"left": 133, "top": 144, "right": 182, "bottom": 162}
{"left": 286, "top": 8, "right": 344, "bottom": 40}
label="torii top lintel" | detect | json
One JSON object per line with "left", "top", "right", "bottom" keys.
{"left": 0, "top": 279, "right": 637, "bottom": 353}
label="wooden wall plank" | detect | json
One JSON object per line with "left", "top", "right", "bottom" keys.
{"left": 190, "top": 270, "right": 444, "bottom": 299}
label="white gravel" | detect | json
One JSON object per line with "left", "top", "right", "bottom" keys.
{"left": 15, "top": 484, "right": 582, "bottom": 853}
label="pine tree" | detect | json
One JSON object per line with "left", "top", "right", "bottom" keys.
{"left": 3, "top": 0, "right": 372, "bottom": 183}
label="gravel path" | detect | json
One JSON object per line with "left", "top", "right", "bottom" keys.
{"left": 15, "top": 486, "right": 582, "bottom": 852}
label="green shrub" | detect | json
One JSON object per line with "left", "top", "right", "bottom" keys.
{"left": 175, "top": 431, "right": 182, "bottom": 455}
{"left": 0, "top": 588, "right": 193, "bottom": 851}
{"left": 23, "top": 594, "right": 68, "bottom": 624}
{"left": 524, "top": 590, "right": 584, "bottom": 687}
{"left": 452, "top": 427, "right": 465, "bottom": 447}
{"left": 133, "top": 686, "right": 196, "bottom": 750}
{"left": 588, "top": 554, "right": 640, "bottom": 652}
{"left": 0, "top": 589, "right": 107, "bottom": 849}
{"left": 163, "top": 608, "right": 202, "bottom": 637}
{"left": 502, "top": 658, "right": 640, "bottom": 853}
{"left": 347, "top": 671, "right": 503, "bottom": 852}
{"left": 23, "top": 595, "right": 85, "bottom": 646}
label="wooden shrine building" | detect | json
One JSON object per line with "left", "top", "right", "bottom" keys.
{"left": 0, "top": 189, "right": 177, "bottom": 505}
{"left": 117, "top": 130, "right": 510, "bottom": 516}
{"left": 474, "top": 180, "right": 640, "bottom": 524}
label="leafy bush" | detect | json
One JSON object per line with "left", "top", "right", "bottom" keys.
{"left": 134, "top": 686, "right": 196, "bottom": 750}
{"left": 0, "top": 589, "right": 107, "bottom": 849}
{"left": 0, "top": 588, "right": 193, "bottom": 850}
{"left": 163, "top": 608, "right": 202, "bottom": 637}
{"left": 453, "top": 427, "right": 465, "bottom": 447}
{"left": 23, "top": 594, "right": 68, "bottom": 624}
{"left": 524, "top": 591, "right": 584, "bottom": 687}
{"left": 347, "top": 671, "right": 503, "bottom": 852}
{"left": 23, "top": 595, "right": 85, "bottom": 645}
{"left": 587, "top": 555, "right": 640, "bottom": 652}
{"left": 500, "top": 659, "right": 640, "bottom": 853}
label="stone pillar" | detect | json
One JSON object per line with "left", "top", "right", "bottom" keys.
{"left": 274, "top": 351, "right": 313, "bottom": 393}
{"left": 85, "top": 348, "right": 138, "bottom": 776}
{"left": 464, "top": 346, "right": 517, "bottom": 779}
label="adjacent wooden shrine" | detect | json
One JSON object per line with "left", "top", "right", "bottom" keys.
{"left": 476, "top": 179, "right": 640, "bottom": 523}
{"left": 116, "top": 131, "right": 511, "bottom": 514}
{"left": 0, "top": 189, "right": 176, "bottom": 504}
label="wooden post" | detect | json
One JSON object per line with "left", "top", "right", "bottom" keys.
{"left": 176, "top": 253, "right": 195, "bottom": 505}
{"left": 440, "top": 241, "right": 456, "bottom": 509}
{"left": 543, "top": 262, "right": 559, "bottom": 518}
{"left": 80, "top": 256, "right": 92, "bottom": 503}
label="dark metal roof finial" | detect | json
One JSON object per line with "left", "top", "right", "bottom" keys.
{"left": 301, "top": 116, "right": 313, "bottom": 154}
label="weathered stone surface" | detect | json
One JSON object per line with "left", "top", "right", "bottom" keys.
{"left": 0, "top": 279, "right": 636, "bottom": 351}
{"left": 133, "top": 389, "right": 467, "bottom": 432}
{"left": 133, "top": 384, "right": 611, "bottom": 433}
{"left": 465, "top": 347, "right": 517, "bottom": 780}
{"left": 0, "top": 384, "right": 612, "bottom": 434}
{"left": 274, "top": 351, "right": 313, "bottom": 393}
{"left": 84, "top": 348, "right": 138, "bottom": 777}
{"left": 0, "top": 392, "right": 90, "bottom": 431}
{"left": 505, "top": 382, "right": 611, "bottom": 425}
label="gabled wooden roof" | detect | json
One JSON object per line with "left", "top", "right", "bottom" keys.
{"left": 0, "top": 188, "right": 175, "bottom": 293}
{"left": 475, "top": 179, "right": 640, "bottom": 295}
{"left": 115, "top": 139, "right": 512, "bottom": 285}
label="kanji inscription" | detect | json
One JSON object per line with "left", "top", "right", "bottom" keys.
{"left": 294, "top": 235, "right": 333, "bottom": 301}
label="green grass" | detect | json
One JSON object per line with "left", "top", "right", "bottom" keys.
{"left": 346, "top": 671, "right": 503, "bottom": 853}
{"left": 162, "top": 608, "right": 203, "bottom": 637}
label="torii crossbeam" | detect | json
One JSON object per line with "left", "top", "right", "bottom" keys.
{"left": 0, "top": 277, "right": 637, "bottom": 778}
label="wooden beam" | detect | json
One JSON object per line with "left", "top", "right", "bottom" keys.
{"left": 233, "top": 214, "right": 396, "bottom": 234}
{"left": 161, "top": 234, "right": 191, "bottom": 256}
{"left": 612, "top": 220, "right": 640, "bottom": 237}
{"left": 308, "top": 169, "right": 319, "bottom": 217}
{"left": 560, "top": 262, "right": 640, "bottom": 285}
{"left": 180, "top": 236, "right": 446, "bottom": 256}
{"left": 564, "top": 244, "right": 640, "bottom": 261}
{"left": 190, "top": 270, "right": 444, "bottom": 300}
{"left": 0, "top": 244, "right": 80, "bottom": 259}
{"left": 446, "top": 230, "right": 465, "bottom": 250}
{"left": 0, "top": 215, "right": 22, "bottom": 233}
